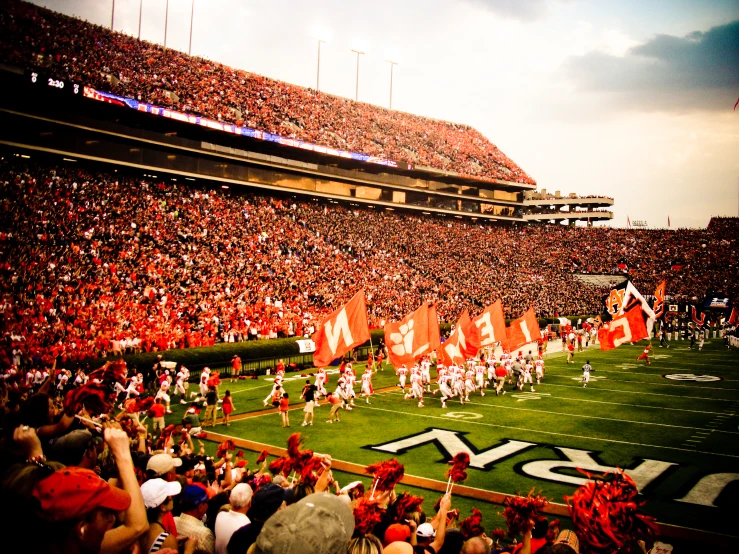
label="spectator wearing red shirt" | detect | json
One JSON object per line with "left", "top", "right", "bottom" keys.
{"left": 150, "top": 398, "right": 166, "bottom": 433}
{"left": 279, "top": 393, "right": 290, "bottom": 428}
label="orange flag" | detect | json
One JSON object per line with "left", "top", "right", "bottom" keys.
{"left": 505, "top": 308, "right": 541, "bottom": 352}
{"left": 469, "top": 300, "right": 507, "bottom": 350}
{"left": 598, "top": 304, "right": 649, "bottom": 351}
{"left": 437, "top": 311, "right": 474, "bottom": 366}
{"left": 653, "top": 281, "right": 666, "bottom": 319}
{"left": 384, "top": 303, "right": 441, "bottom": 367}
{"left": 312, "top": 291, "right": 370, "bottom": 367}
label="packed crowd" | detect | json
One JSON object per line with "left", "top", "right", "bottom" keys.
{"left": 0, "top": 0, "right": 535, "bottom": 186}
{"left": 2, "top": 156, "right": 737, "bottom": 368}
{"left": 0, "top": 356, "right": 657, "bottom": 554}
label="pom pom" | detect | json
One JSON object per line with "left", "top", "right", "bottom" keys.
{"left": 64, "top": 382, "right": 111, "bottom": 416}
{"left": 460, "top": 507, "right": 485, "bottom": 540}
{"left": 386, "top": 492, "right": 425, "bottom": 524}
{"left": 87, "top": 360, "right": 128, "bottom": 386}
{"left": 256, "top": 449, "right": 270, "bottom": 464}
{"left": 352, "top": 497, "right": 387, "bottom": 536}
{"left": 298, "top": 456, "right": 324, "bottom": 486}
{"left": 216, "top": 439, "right": 236, "bottom": 459}
{"left": 502, "top": 488, "right": 549, "bottom": 537}
{"left": 236, "top": 450, "right": 244, "bottom": 458}
{"left": 287, "top": 433, "right": 303, "bottom": 458}
{"left": 268, "top": 457, "right": 287, "bottom": 476}
{"left": 136, "top": 396, "right": 155, "bottom": 412}
{"left": 565, "top": 469, "right": 657, "bottom": 553}
{"left": 446, "top": 452, "right": 470, "bottom": 483}
{"left": 365, "top": 459, "right": 405, "bottom": 491}
{"left": 490, "top": 529, "right": 506, "bottom": 544}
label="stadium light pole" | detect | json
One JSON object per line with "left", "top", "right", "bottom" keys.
{"left": 386, "top": 59, "right": 398, "bottom": 109}
{"left": 111, "top": 0, "right": 115, "bottom": 30}
{"left": 316, "top": 39, "right": 326, "bottom": 92}
{"left": 138, "top": 0, "right": 143, "bottom": 39}
{"left": 164, "top": 0, "right": 169, "bottom": 48}
{"left": 188, "top": 0, "right": 195, "bottom": 55}
{"left": 351, "top": 48, "right": 365, "bottom": 101}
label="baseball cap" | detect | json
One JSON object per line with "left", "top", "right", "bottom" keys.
{"left": 140, "top": 478, "right": 182, "bottom": 509}
{"left": 146, "top": 453, "right": 182, "bottom": 476}
{"left": 384, "top": 523, "right": 411, "bottom": 546}
{"left": 33, "top": 467, "right": 131, "bottom": 522}
{"left": 180, "top": 484, "right": 209, "bottom": 510}
{"left": 555, "top": 530, "right": 580, "bottom": 553}
{"left": 416, "top": 522, "right": 436, "bottom": 539}
{"left": 248, "top": 483, "right": 289, "bottom": 521}
{"left": 254, "top": 493, "right": 354, "bottom": 554}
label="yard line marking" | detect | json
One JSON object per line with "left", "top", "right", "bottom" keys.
{"left": 539, "top": 395, "right": 728, "bottom": 415}
{"left": 545, "top": 374, "right": 738, "bottom": 391}
{"left": 553, "top": 368, "right": 739, "bottom": 381}
{"left": 230, "top": 383, "right": 278, "bottom": 395}
{"left": 459, "top": 400, "right": 739, "bottom": 434}
{"left": 686, "top": 439, "right": 702, "bottom": 443}
{"left": 356, "top": 405, "right": 739, "bottom": 459}
{"left": 540, "top": 382, "right": 738, "bottom": 402}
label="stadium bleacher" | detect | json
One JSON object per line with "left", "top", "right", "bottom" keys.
{"left": 1, "top": 154, "right": 737, "bottom": 366}
{"left": 0, "top": 1, "right": 535, "bottom": 186}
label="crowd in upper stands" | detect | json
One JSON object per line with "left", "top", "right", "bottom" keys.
{"left": 0, "top": 0, "right": 535, "bottom": 186}
{"left": 1, "top": 155, "right": 737, "bottom": 368}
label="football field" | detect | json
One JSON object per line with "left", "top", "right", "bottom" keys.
{"left": 183, "top": 338, "right": 739, "bottom": 547}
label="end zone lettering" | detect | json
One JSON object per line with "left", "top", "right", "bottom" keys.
{"left": 367, "top": 428, "right": 738, "bottom": 507}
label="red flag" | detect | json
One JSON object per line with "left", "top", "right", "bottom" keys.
{"left": 734, "top": 96, "right": 739, "bottom": 110}
{"left": 691, "top": 306, "right": 706, "bottom": 326}
{"left": 437, "top": 312, "right": 474, "bottom": 366}
{"left": 627, "top": 215, "right": 631, "bottom": 228}
{"left": 505, "top": 308, "right": 541, "bottom": 351}
{"left": 468, "top": 300, "right": 507, "bottom": 350}
{"left": 384, "top": 303, "right": 441, "bottom": 367}
{"left": 312, "top": 291, "right": 370, "bottom": 367}
{"left": 653, "top": 281, "right": 666, "bottom": 319}
{"left": 598, "top": 304, "right": 649, "bottom": 351}
{"left": 729, "top": 307, "right": 738, "bottom": 325}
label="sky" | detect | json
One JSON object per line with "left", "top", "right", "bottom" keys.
{"left": 32, "top": 0, "right": 739, "bottom": 228}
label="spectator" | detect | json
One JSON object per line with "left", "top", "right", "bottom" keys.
{"left": 139, "top": 478, "right": 183, "bottom": 553}
{"left": 250, "top": 492, "right": 354, "bottom": 554}
{"left": 214, "top": 483, "right": 253, "bottom": 554}
{"left": 175, "top": 484, "right": 216, "bottom": 554}
{"left": 227, "top": 483, "right": 290, "bottom": 554}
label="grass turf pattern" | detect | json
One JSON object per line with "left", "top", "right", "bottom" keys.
{"left": 171, "top": 339, "right": 739, "bottom": 540}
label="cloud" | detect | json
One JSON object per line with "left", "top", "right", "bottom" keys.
{"left": 563, "top": 20, "right": 739, "bottom": 112}
{"left": 464, "top": 0, "right": 568, "bottom": 21}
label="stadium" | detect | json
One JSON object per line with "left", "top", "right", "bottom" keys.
{"left": 0, "top": 1, "right": 737, "bottom": 553}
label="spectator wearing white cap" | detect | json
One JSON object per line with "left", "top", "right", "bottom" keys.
{"left": 138, "top": 478, "right": 183, "bottom": 553}
{"left": 146, "top": 453, "right": 183, "bottom": 480}
{"left": 214, "top": 483, "right": 253, "bottom": 554}
{"left": 415, "top": 493, "right": 451, "bottom": 554}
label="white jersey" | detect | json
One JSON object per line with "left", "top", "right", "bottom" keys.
{"left": 535, "top": 359, "right": 544, "bottom": 376}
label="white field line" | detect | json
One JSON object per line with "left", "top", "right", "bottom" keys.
{"left": 547, "top": 368, "right": 739, "bottom": 381}
{"left": 377, "top": 388, "right": 733, "bottom": 415}
{"left": 541, "top": 382, "right": 738, "bottom": 400}
{"left": 457, "top": 399, "right": 739, "bottom": 435}
{"left": 543, "top": 374, "right": 738, "bottom": 391}
{"left": 354, "top": 405, "right": 739, "bottom": 459}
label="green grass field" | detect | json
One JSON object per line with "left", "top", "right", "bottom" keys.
{"left": 167, "top": 337, "right": 739, "bottom": 548}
